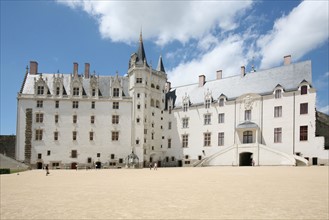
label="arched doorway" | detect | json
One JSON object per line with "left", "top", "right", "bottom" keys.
{"left": 37, "top": 162, "right": 43, "bottom": 169}
{"left": 71, "top": 162, "right": 77, "bottom": 169}
{"left": 95, "top": 161, "right": 101, "bottom": 169}
{"left": 239, "top": 152, "right": 253, "bottom": 166}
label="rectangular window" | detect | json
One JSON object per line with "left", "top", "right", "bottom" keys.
{"left": 204, "top": 133, "right": 211, "bottom": 146}
{"left": 54, "top": 131, "right": 58, "bottom": 141}
{"left": 168, "top": 106, "right": 172, "bottom": 114}
{"left": 112, "top": 131, "right": 119, "bottom": 141}
{"left": 37, "top": 86, "right": 44, "bottom": 95}
{"left": 56, "top": 87, "right": 60, "bottom": 96}
{"left": 71, "top": 150, "right": 77, "bottom": 158}
{"left": 183, "top": 103, "right": 188, "bottom": 112}
{"left": 73, "top": 115, "right": 77, "bottom": 123}
{"left": 218, "top": 113, "right": 225, "bottom": 124}
{"left": 301, "top": 85, "right": 308, "bottom": 95}
{"left": 73, "top": 131, "right": 77, "bottom": 141}
{"left": 274, "top": 128, "right": 282, "bottom": 143}
{"left": 245, "top": 110, "right": 251, "bottom": 121}
{"left": 204, "top": 114, "right": 211, "bottom": 125}
{"left": 112, "top": 115, "right": 119, "bottom": 124}
{"left": 87, "top": 157, "right": 92, "bottom": 163}
{"left": 205, "top": 99, "right": 211, "bottom": 109}
{"left": 168, "top": 121, "right": 172, "bottom": 130}
{"left": 274, "top": 106, "right": 282, "bottom": 118}
{"left": 168, "top": 138, "right": 172, "bottom": 148}
{"left": 91, "top": 115, "right": 95, "bottom": 124}
{"left": 36, "top": 100, "right": 43, "bottom": 108}
{"left": 218, "top": 98, "right": 224, "bottom": 107}
{"left": 218, "top": 132, "right": 224, "bottom": 146}
{"left": 73, "top": 87, "right": 79, "bottom": 96}
{"left": 136, "top": 78, "right": 142, "bottom": 83}
{"left": 300, "top": 126, "right": 308, "bottom": 141}
{"left": 182, "top": 118, "right": 189, "bottom": 128}
{"left": 171, "top": 156, "right": 175, "bottom": 161}
{"left": 89, "top": 131, "right": 94, "bottom": 141}
{"left": 92, "top": 88, "right": 96, "bottom": 97}
{"left": 47, "top": 150, "right": 51, "bottom": 156}
{"left": 35, "top": 113, "right": 44, "bottom": 123}
{"left": 111, "top": 154, "right": 115, "bottom": 159}
{"left": 300, "top": 103, "right": 308, "bottom": 115}
{"left": 55, "top": 100, "right": 59, "bottom": 108}
{"left": 275, "top": 90, "right": 282, "bottom": 99}
{"left": 72, "top": 101, "right": 79, "bottom": 109}
{"left": 35, "top": 129, "right": 43, "bottom": 140}
{"left": 55, "top": 115, "right": 59, "bottom": 123}
{"left": 91, "top": 101, "right": 95, "bottom": 109}
{"left": 182, "top": 135, "right": 188, "bottom": 148}
{"left": 113, "top": 88, "right": 119, "bottom": 97}
{"left": 113, "top": 102, "right": 119, "bottom": 109}
{"left": 38, "top": 153, "right": 42, "bottom": 159}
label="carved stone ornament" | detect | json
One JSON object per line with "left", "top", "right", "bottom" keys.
{"left": 244, "top": 95, "right": 253, "bottom": 110}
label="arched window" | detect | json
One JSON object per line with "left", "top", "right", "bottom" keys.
{"left": 243, "top": 131, "right": 253, "bottom": 144}
{"left": 156, "top": 100, "right": 160, "bottom": 108}
{"left": 150, "top": 99, "right": 155, "bottom": 107}
{"left": 156, "top": 85, "right": 160, "bottom": 90}
{"left": 151, "top": 83, "right": 155, "bottom": 88}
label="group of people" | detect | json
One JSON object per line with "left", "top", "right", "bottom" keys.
{"left": 149, "top": 162, "right": 157, "bottom": 170}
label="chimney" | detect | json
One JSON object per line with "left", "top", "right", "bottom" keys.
{"left": 284, "top": 55, "right": 291, "bottom": 65}
{"left": 84, "top": 63, "right": 90, "bottom": 78}
{"left": 165, "top": 81, "right": 171, "bottom": 92}
{"left": 199, "top": 75, "right": 206, "bottom": 87}
{"left": 30, "top": 61, "right": 38, "bottom": 75}
{"left": 73, "top": 62, "right": 78, "bottom": 77}
{"left": 216, "top": 70, "right": 222, "bottom": 80}
{"left": 241, "top": 66, "right": 245, "bottom": 77}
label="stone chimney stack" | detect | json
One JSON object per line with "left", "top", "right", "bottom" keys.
{"left": 199, "top": 75, "right": 206, "bottom": 87}
{"left": 241, "top": 66, "right": 245, "bottom": 77}
{"left": 73, "top": 62, "right": 78, "bottom": 77}
{"left": 216, "top": 70, "right": 222, "bottom": 80}
{"left": 284, "top": 55, "right": 291, "bottom": 65}
{"left": 165, "top": 81, "right": 171, "bottom": 92}
{"left": 84, "top": 63, "right": 90, "bottom": 78}
{"left": 30, "top": 61, "right": 38, "bottom": 75}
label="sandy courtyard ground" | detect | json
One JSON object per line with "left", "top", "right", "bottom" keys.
{"left": 0, "top": 166, "right": 328, "bottom": 220}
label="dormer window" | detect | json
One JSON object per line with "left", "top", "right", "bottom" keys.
{"left": 183, "top": 103, "right": 188, "bottom": 112}
{"left": 205, "top": 99, "right": 211, "bottom": 109}
{"left": 113, "top": 88, "right": 119, "bottom": 97}
{"left": 275, "top": 89, "right": 282, "bottom": 99}
{"left": 37, "top": 86, "right": 44, "bottom": 95}
{"left": 301, "top": 85, "right": 308, "bottom": 95}
{"left": 56, "top": 87, "right": 60, "bottom": 96}
{"left": 73, "top": 87, "right": 79, "bottom": 96}
{"left": 219, "top": 98, "right": 224, "bottom": 107}
{"left": 92, "top": 88, "right": 96, "bottom": 97}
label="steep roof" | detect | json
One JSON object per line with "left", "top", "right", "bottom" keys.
{"left": 168, "top": 60, "right": 312, "bottom": 107}
{"left": 157, "top": 55, "right": 165, "bottom": 72}
{"left": 135, "top": 32, "right": 148, "bottom": 67}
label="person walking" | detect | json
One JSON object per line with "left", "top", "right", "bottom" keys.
{"left": 154, "top": 162, "right": 157, "bottom": 170}
{"left": 45, "top": 164, "right": 50, "bottom": 176}
{"left": 149, "top": 162, "right": 152, "bottom": 170}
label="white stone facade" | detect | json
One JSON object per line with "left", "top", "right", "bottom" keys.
{"left": 16, "top": 39, "right": 328, "bottom": 169}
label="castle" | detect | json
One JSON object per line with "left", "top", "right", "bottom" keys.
{"left": 16, "top": 33, "right": 328, "bottom": 168}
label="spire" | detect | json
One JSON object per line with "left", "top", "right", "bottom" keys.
{"left": 157, "top": 55, "right": 165, "bottom": 72}
{"left": 136, "top": 31, "right": 148, "bottom": 67}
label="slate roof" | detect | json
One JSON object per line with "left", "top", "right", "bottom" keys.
{"left": 168, "top": 60, "right": 312, "bottom": 108}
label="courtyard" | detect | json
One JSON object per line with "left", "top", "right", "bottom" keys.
{"left": 0, "top": 166, "right": 328, "bottom": 219}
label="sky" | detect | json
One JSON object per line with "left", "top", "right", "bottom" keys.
{"left": 1, "top": 0, "right": 328, "bottom": 135}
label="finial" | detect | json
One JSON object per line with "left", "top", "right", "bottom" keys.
{"left": 139, "top": 26, "right": 143, "bottom": 42}
{"left": 25, "top": 65, "right": 29, "bottom": 73}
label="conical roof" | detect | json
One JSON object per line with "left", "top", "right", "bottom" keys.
{"left": 136, "top": 32, "right": 148, "bottom": 67}
{"left": 157, "top": 55, "right": 165, "bottom": 72}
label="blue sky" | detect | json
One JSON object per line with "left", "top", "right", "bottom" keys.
{"left": 1, "top": 0, "right": 328, "bottom": 135}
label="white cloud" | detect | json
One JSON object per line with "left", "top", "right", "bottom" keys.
{"left": 167, "top": 35, "right": 249, "bottom": 86}
{"left": 57, "top": 0, "right": 253, "bottom": 45}
{"left": 317, "top": 105, "right": 329, "bottom": 114}
{"left": 257, "top": 1, "right": 329, "bottom": 69}
{"left": 314, "top": 72, "right": 329, "bottom": 90}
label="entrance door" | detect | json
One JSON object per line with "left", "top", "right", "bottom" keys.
{"left": 178, "top": 160, "right": 183, "bottom": 167}
{"left": 71, "top": 162, "right": 77, "bottom": 169}
{"left": 239, "top": 152, "right": 253, "bottom": 166}
{"left": 37, "top": 162, "right": 43, "bottom": 169}
{"left": 95, "top": 161, "right": 101, "bottom": 169}
{"left": 312, "top": 157, "right": 318, "bottom": 165}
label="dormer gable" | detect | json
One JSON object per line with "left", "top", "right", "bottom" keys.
{"left": 34, "top": 74, "right": 49, "bottom": 97}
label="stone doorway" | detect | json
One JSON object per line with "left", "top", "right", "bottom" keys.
{"left": 36, "top": 162, "right": 43, "bottom": 169}
{"left": 95, "top": 161, "right": 101, "bottom": 169}
{"left": 71, "top": 162, "right": 77, "bottom": 169}
{"left": 239, "top": 152, "right": 253, "bottom": 166}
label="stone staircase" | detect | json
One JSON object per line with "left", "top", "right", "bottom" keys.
{"left": 0, "top": 154, "right": 30, "bottom": 170}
